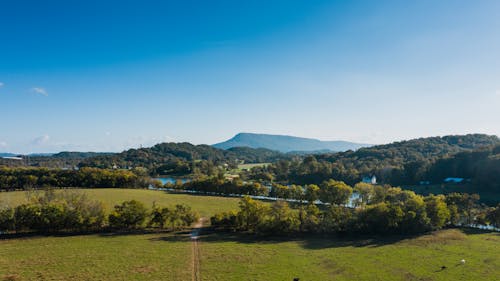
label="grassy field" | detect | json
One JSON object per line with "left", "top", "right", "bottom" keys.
{"left": 0, "top": 229, "right": 498, "bottom": 280}
{"left": 0, "top": 233, "right": 192, "bottom": 281}
{"left": 199, "top": 229, "right": 500, "bottom": 281}
{"left": 0, "top": 188, "right": 241, "bottom": 217}
{"left": 237, "top": 162, "right": 270, "bottom": 171}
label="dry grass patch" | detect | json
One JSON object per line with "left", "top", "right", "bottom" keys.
{"left": 409, "top": 229, "right": 466, "bottom": 246}
{"left": 131, "top": 265, "right": 156, "bottom": 274}
{"left": 2, "top": 274, "right": 20, "bottom": 281}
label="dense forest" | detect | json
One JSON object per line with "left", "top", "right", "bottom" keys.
{"left": 246, "top": 134, "right": 499, "bottom": 186}
{"left": 0, "top": 143, "right": 286, "bottom": 176}
{"left": 0, "top": 167, "right": 150, "bottom": 190}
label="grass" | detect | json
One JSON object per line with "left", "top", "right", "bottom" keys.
{"left": 0, "top": 229, "right": 498, "bottom": 280}
{"left": 0, "top": 188, "right": 242, "bottom": 217}
{"left": 0, "top": 232, "right": 192, "bottom": 281}
{"left": 198, "top": 229, "right": 500, "bottom": 281}
{"left": 224, "top": 163, "right": 270, "bottom": 179}
{"left": 237, "top": 162, "right": 270, "bottom": 171}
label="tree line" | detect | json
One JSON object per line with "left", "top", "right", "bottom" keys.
{"left": 244, "top": 140, "right": 499, "bottom": 203}
{"left": 0, "top": 167, "right": 150, "bottom": 191}
{"left": 1, "top": 187, "right": 497, "bottom": 237}
{"left": 0, "top": 190, "right": 199, "bottom": 234}
{"left": 212, "top": 188, "right": 500, "bottom": 236}
{"left": 167, "top": 177, "right": 270, "bottom": 197}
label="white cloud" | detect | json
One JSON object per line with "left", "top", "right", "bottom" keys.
{"left": 32, "top": 135, "right": 50, "bottom": 145}
{"left": 31, "top": 87, "right": 48, "bottom": 96}
{"left": 105, "top": 132, "right": 111, "bottom": 136}
{"left": 0, "top": 141, "right": 7, "bottom": 148}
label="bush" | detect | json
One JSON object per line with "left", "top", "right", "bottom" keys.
{"left": 149, "top": 204, "right": 199, "bottom": 230}
{"left": 0, "top": 208, "right": 14, "bottom": 232}
{"left": 109, "top": 200, "right": 148, "bottom": 229}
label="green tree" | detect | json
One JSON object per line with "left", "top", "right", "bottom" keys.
{"left": 425, "top": 195, "right": 451, "bottom": 230}
{"left": 304, "top": 184, "right": 320, "bottom": 203}
{"left": 109, "top": 200, "right": 148, "bottom": 229}
{"left": 298, "top": 204, "right": 321, "bottom": 233}
{"left": 320, "top": 205, "right": 353, "bottom": 233}
{"left": 445, "top": 193, "right": 480, "bottom": 225}
{"left": 237, "top": 196, "right": 268, "bottom": 232}
{"left": 486, "top": 204, "right": 500, "bottom": 228}
{"left": 319, "top": 180, "right": 353, "bottom": 206}
{"left": 268, "top": 201, "right": 299, "bottom": 233}
{"left": 358, "top": 202, "right": 404, "bottom": 234}
{"left": 0, "top": 207, "right": 15, "bottom": 232}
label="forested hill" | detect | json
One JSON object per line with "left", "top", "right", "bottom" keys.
{"left": 319, "top": 134, "right": 499, "bottom": 164}
{"left": 50, "top": 152, "right": 113, "bottom": 158}
{"left": 267, "top": 134, "right": 500, "bottom": 186}
{"left": 78, "top": 142, "right": 285, "bottom": 173}
{"left": 213, "top": 132, "right": 370, "bottom": 152}
{"left": 425, "top": 145, "right": 500, "bottom": 190}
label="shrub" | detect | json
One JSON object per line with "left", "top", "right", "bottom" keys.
{"left": 109, "top": 200, "right": 148, "bottom": 229}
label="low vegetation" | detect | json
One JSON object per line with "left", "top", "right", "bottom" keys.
{"left": 211, "top": 188, "right": 500, "bottom": 235}
{"left": 0, "top": 189, "right": 199, "bottom": 234}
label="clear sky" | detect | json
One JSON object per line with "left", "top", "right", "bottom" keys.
{"left": 1, "top": 0, "right": 499, "bottom": 153}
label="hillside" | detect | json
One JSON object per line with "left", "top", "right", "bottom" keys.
{"left": 0, "top": 153, "right": 18, "bottom": 158}
{"left": 321, "top": 134, "right": 499, "bottom": 164}
{"left": 77, "top": 142, "right": 287, "bottom": 175}
{"left": 263, "top": 134, "right": 500, "bottom": 186}
{"left": 213, "top": 132, "right": 370, "bottom": 152}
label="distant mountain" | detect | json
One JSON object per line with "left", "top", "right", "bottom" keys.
{"left": 0, "top": 153, "right": 54, "bottom": 157}
{"left": 50, "top": 151, "right": 114, "bottom": 159}
{"left": 0, "top": 153, "right": 18, "bottom": 158}
{"left": 213, "top": 133, "right": 370, "bottom": 153}
{"left": 28, "top": 153, "right": 55, "bottom": 157}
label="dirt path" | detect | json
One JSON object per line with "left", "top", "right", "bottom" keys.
{"left": 191, "top": 218, "right": 203, "bottom": 281}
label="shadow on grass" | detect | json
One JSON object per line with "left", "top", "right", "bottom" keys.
{"left": 145, "top": 226, "right": 424, "bottom": 250}
{"left": 147, "top": 226, "right": 499, "bottom": 250}
{"left": 459, "top": 227, "right": 500, "bottom": 236}
{"left": 3, "top": 227, "right": 496, "bottom": 247}
{"left": 199, "top": 231, "right": 415, "bottom": 249}
{"left": 0, "top": 228, "right": 183, "bottom": 240}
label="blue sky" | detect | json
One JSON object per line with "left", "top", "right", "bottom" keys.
{"left": 1, "top": 0, "right": 499, "bottom": 153}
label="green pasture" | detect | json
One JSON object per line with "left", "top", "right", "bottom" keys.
{"left": 0, "top": 188, "right": 241, "bottom": 217}
{"left": 1, "top": 229, "right": 498, "bottom": 281}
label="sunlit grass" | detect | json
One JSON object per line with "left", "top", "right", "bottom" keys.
{"left": 0, "top": 233, "right": 191, "bottom": 281}
{"left": 0, "top": 188, "right": 241, "bottom": 217}
{"left": 199, "top": 229, "right": 500, "bottom": 281}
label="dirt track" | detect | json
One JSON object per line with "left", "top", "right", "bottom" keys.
{"left": 191, "top": 219, "right": 203, "bottom": 281}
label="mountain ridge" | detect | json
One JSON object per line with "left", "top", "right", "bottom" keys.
{"left": 213, "top": 132, "right": 371, "bottom": 152}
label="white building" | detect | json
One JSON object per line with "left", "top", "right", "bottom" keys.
{"left": 362, "top": 175, "right": 377, "bottom": 184}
